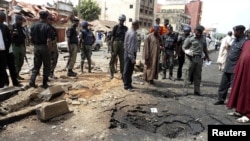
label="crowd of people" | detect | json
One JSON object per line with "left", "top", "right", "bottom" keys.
{"left": 1, "top": 10, "right": 250, "bottom": 123}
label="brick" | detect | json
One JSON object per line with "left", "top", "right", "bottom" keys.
{"left": 36, "top": 100, "right": 70, "bottom": 121}
{"left": 38, "top": 85, "right": 65, "bottom": 101}
{"left": 0, "top": 87, "right": 21, "bottom": 101}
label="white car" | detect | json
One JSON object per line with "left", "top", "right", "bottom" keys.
{"left": 57, "top": 40, "right": 103, "bottom": 52}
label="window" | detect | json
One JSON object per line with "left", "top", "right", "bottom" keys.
{"left": 140, "top": 8, "right": 143, "bottom": 13}
{"left": 129, "top": 18, "right": 132, "bottom": 22}
{"left": 145, "top": 10, "right": 148, "bottom": 14}
{"left": 130, "top": 4, "right": 133, "bottom": 9}
{"left": 144, "top": 22, "right": 147, "bottom": 26}
{"left": 149, "top": 0, "right": 153, "bottom": 3}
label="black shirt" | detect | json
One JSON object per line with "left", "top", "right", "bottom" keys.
{"left": 66, "top": 26, "right": 78, "bottom": 44}
{"left": 112, "top": 24, "right": 128, "bottom": 41}
{"left": 30, "top": 21, "right": 52, "bottom": 45}
{"left": 162, "top": 32, "right": 178, "bottom": 51}
{"left": 11, "top": 23, "right": 26, "bottom": 45}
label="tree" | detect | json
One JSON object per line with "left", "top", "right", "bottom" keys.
{"left": 77, "top": 0, "right": 101, "bottom": 21}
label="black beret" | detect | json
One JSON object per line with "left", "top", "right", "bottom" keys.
{"left": 233, "top": 25, "right": 245, "bottom": 31}
{"left": 195, "top": 25, "right": 205, "bottom": 33}
{"left": 39, "top": 11, "right": 49, "bottom": 18}
{"left": 15, "top": 15, "right": 23, "bottom": 21}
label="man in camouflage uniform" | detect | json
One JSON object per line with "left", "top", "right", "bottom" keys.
{"left": 161, "top": 25, "right": 178, "bottom": 80}
{"left": 109, "top": 14, "right": 128, "bottom": 79}
{"left": 182, "top": 25, "right": 210, "bottom": 96}
{"left": 66, "top": 18, "right": 79, "bottom": 77}
{"left": 11, "top": 15, "right": 26, "bottom": 80}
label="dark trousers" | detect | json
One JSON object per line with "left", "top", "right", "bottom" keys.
{"left": 0, "top": 51, "right": 7, "bottom": 88}
{"left": 218, "top": 72, "right": 234, "bottom": 101}
{"left": 177, "top": 55, "right": 185, "bottom": 79}
{"left": 123, "top": 51, "right": 135, "bottom": 89}
{"left": 30, "top": 45, "right": 51, "bottom": 85}
{"left": 4, "top": 53, "right": 19, "bottom": 86}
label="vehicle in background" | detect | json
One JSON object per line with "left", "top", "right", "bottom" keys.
{"left": 57, "top": 39, "right": 103, "bottom": 52}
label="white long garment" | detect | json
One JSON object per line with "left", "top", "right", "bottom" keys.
{"left": 0, "top": 29, "right": 6, "bottom": 50}
{"left": 217, "top": 35, "right": 233, "bottom": 69}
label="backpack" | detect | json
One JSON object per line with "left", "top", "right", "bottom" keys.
{"left": 81, "top": 29, "right": 95, "bottom": 45}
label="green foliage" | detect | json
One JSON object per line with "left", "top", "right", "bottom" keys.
{"left": 77, "top": 0, "right": 101, "bottom": 21}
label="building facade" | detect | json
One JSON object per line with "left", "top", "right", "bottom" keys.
{"left": 94, "top": 0, "right": 155, "bottom": 33}
{"left": 185, "top": 0, "right": 202, "bottom": 32}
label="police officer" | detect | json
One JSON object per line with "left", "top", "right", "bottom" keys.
{"left": 47, "top": 16, "right": 58, "bottom": 79}
{"left": 161, "top": 25, "right": 178, "bottom": 80}
{"left": 214, "top": 25, "right": 246, "bottom": 105}
{"left": 176, "top": 26, "right": 191, "bottom": 80}
{"left": 182, "top": 25, "right": 210, "bottom": 96}
{"left": 109, "top": 14, "right": 128, "bottom": 79}
{"left": 79, "top": 21, "right": 95, "bottom": 73}
{"left": 29, "top": 11, "right": 52, "bottom": 88}
{"left": 11, "top": 14, "right": 26, "bottom": 80}
{"left": 66, "top": 18, "right": 79, "bottom": 76}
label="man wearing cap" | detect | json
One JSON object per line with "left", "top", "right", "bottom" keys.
{"left": 214, "top": 25, "right": 247, "bottom": 105}
{"left": 65, "top": 18, "right": 79, "bottom": 77}
{"left": 47, "top": 15, "right": 58, "bottom": 79}
{"left": 79, "top": 21, "right": 95, "bottom": 73}
{"left": 109, "top": 14, "right": 128, "bottom": 79}
{"left": 182, "top": 25, "right": 210, "bottom": 96}
{"left": 11, "top": 14, "right": 26, "bottom": 80}
{"left": 29, "top": 11, "right": 52, "bottom": 88}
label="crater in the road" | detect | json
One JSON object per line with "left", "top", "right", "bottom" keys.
{"left": 109, "top": 105, "right": 205, "bottom": 138}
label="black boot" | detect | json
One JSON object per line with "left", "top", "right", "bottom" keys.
{"left": 162, "top": 70, "right": 166, "bottom": 79}
{"left": 29, "top": 74, "right": 37, "bottom": 88}
{"left": 88, "top": 61, "right": 91, "bottom": 73}
{"left": 42, "top": 78, "right": 49, "bottom": 89}
{"left": 67, "top": 69, "right": 77, "bottom": 77}
{"left": 80, "top": 61, "right": 84, "bottom": 73}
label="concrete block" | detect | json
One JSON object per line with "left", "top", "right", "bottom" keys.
{"left": 38, "top": 85, "right": 65, "bottom": 101}
{"left": 36, "top": 100, "right": 70, "bottom": 121}
{"left": 0, "top": 87, "right": 21, "bottom": 101}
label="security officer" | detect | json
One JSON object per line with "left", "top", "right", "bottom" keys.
{"left": 176, "top": 26, "right": 191, "bottom": 80}
{"left": 79, "top": 21, "right": 95, "bottom": 73}
{"left": 29, "top": 11, "right": 52, "bottom": 88}
{"left": 161, "top": 25, "right": 178, "bottom": 80}
{"left": 47, "top": 16, "right": 58, "bottom": 79}
{"left": 214, "top": 25, "right": 246, "bottom": 105}
{"left": 11, "top": 14, "right": 26, "bottom": 80}
{"left": 182, "top": 25, "right": 210, "bottom": 96}
{"left": 109, "top": 14, "right": 128, "bottom": 79}
{"left": 66, "top": 18, "right": 79, "bottom": 76}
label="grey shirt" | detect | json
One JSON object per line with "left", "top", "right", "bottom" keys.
{"left": 182, "top": 35, "right": 207, "bottom": 56}
{"left": 124, "top": 29, "right": 138, "bottom": 62}
{"left": 223, "top": 35, "right": 246, "bottom": 73}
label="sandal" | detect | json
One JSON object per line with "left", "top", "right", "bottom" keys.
{"left": 236, "top": 116, "right": 250, "bottom": 123}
